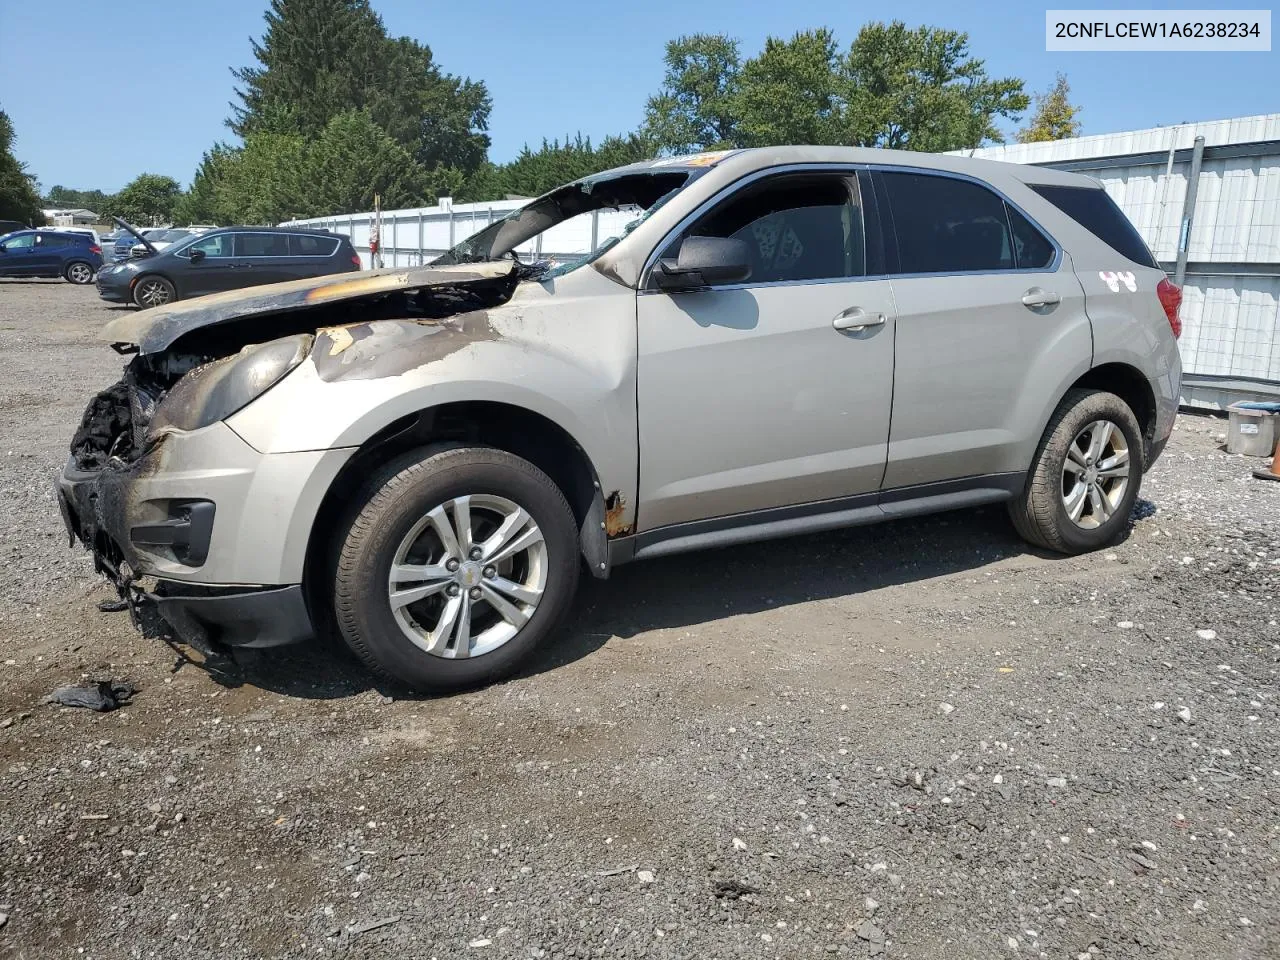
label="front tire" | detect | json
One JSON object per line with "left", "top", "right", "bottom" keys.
{"left": 64, "top": 261, "right": 95, "bottom": 285}
{"left": 1009, "top": 388, "right": 1144, "bottom": 554}
{"left": 332, "top": 445, "right": 580, "bottom": 693}
{"left": 133, "top": 275, "right": 175, "bottom": 308}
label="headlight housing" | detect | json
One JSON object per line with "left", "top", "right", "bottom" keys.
{"left": 149, "top": 334, "right": 313, "bottom": 434}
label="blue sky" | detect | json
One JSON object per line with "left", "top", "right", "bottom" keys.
{"left": 1, "top": 0, "right": 1275, "bottom": 192}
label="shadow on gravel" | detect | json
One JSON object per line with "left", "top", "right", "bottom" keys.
{"left": 167, "top": 500, "right": 1158, "bottom": 701}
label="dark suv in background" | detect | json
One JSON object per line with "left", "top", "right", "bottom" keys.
{"left": 0, "top": 229, "right": 104, "bottom": 284}
{"left": 96, "top": 223, "right": 361, "bottom": 307}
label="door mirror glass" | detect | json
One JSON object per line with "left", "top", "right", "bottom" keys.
{"left": 655, "top": 236, "right": 751, "bottom": 290}
{"left": 189, "top": 248, "right": 206, "bottom": 263}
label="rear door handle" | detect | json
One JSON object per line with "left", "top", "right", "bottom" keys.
{"left": 1021, "top": 288, "right": 1061, "bottom": 308}
{"left": 832, "top": 307, "right": 887, "bottom": 331}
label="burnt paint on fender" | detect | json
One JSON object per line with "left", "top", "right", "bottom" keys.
{"left": 311, "top": 312, "right": 498, "bottom": 383}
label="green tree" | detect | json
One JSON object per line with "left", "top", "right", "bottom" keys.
{"left": 112, "top": 173, "right": 182, "bottom": 226}
{"left": 482, "top": 132, "right": 656, "bottom": 200}
{"left": 0, "top": 108, "right": 45, "bottom": 226}
{"left": 172, "top": 146, "right": 236, "bottom": 225}
{"left": 231, "top": 0, "right": 490, "bottom": 175}
{"left": 455, "top": 161, "right": 506, "bottom": 203}
{"left": 842, "top": 22, "right": 1029, "bottom": 151}
{"left": 43, "top": 185, "right": 110, "bottom": 213}
{"left": 1017, "top": 73, "right": 1082, "bottom": 143}
{"left": 304, "top": 111, "right": 433, "bottom": 217}
{"left": 642, "top": 34, "right": 742, "bottom": 153}
{"left": 734, "top": 29, "right": 844, "bottom": 147}
{"left": 639, "top": 25, "right": 1028, "bottom": 156}
{"left": 186, "top": 112, "right": 447, "bottom": 224}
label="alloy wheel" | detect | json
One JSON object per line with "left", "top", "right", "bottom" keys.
{"left": 136, "top": 279, "right": 171, "bottom": 307}
{"left": 1061, "top": 419, "right": 1130, "bottom": 529}
{"left": 67, "top": 263, "right": 93, "bottom": 284}
{"left": 387, "top": 494, "right": 547, "bottom": 659}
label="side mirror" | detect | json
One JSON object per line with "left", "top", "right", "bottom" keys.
{"left": 189, "top": 248, "right": 206, "bottom": 263}
{"left": 654, "top": 236, "right": 751, "bottom": 291}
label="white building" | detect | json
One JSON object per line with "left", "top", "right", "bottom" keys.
{"left": 42, "top": 207, "right": 100, "bottom": 226}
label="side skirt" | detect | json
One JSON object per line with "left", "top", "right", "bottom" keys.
{"left": 608, "top": 473, "right": 1025, "bottom": 566}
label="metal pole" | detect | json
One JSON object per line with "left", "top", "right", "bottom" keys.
{"left": 418, "top": 211, "right": 424, "bottom": 266}
{"left": 590, "top": 210, "right": 599, "bottom": 252}
{"left": 1152, "top": 141, "right": 1178, "bottom": 257}
{"left": 1174, "top": 135, "right": 1205, "bottom": 287}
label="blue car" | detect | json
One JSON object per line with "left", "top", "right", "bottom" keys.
{"left": 0, "top": 229, "right": 104, "bottom": 284}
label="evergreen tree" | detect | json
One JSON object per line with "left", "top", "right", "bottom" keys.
{"left": 172, "top": 146, "right": 236, "bottom": 224}
{"left": 1017, "top": 73, "right": 1082, "bottom": 143}
{"left": 0, "top": 108, "right": 45, "bottom": 226}
{"left": 230, "top": 0, "right": 490, "bottom": 175}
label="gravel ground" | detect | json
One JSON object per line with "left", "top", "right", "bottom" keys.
{"left": 1, "top": 279, "right": 1278, "bottom": 960}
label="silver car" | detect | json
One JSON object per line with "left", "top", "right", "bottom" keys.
{"left": 59, "top": 147, "right": 1182, "bottom": 692}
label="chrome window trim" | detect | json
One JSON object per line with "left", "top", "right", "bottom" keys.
{"left": 287, "top": 235, "right": 342, "bottom": 258}
{"left": 172, "top": 232, "right": 339, "bottom": 260}
{"left": 233, "top": 232, "right": 340, "bottom": 258}
{"left": 638, "top": 161, "right": 1064, "bottom": 294}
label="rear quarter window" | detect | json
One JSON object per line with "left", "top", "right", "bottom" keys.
{"left": 1030, "top": 184, "right": 1158, "bottom": 268}
{"left": 290, "top": 234, "right": 339, "bottom": 256}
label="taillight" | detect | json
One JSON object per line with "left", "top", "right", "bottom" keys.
{"left": 1157, "top": 277, "right": 1182, "bottom": 339}
{"left": 351, "top": 255, "right": 361, "bottom": 267}
{"left": 89, "top": 244, "right": 102, "bottom": 255}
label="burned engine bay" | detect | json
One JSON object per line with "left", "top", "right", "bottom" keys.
{"left": 69, "top": 264, "right": 524, "bottom": 472}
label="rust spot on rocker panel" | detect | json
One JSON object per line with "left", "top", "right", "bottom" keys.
{"left": 604, "top": 490, "right": 633, "bottom": 537}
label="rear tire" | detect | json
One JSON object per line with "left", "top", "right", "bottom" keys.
{"left": 332, "top": 445, "right": 580, "bottom": 693}
{"left": 132, "top": 275, "right": 175, "bottom": 308}
{"left": 1009, "top": 388, "right": 1144, "bottom": 554}
{"left": 64, "top": 261, "right": 95, "bottom": 285}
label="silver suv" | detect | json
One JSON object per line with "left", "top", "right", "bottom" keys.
{"left": 59, "top": 147, "right": 1182, "bottom": 692}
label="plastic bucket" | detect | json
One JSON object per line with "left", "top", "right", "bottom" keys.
{"left": 1227, "top": 401, "right": 1280, "bottom": 456}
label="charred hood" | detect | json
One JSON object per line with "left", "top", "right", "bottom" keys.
{"left": 104, "top": 261, "right": 521, "bottom": 356}
{"left": 71, "top": 261, "right": 522, "bottom": 471}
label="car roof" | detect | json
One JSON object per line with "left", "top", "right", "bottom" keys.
{"left": 203, "top": 225, "right": 339, "bottom": 236}
{"left": 590, "top": 145, "right": 1100, "bottom": 287}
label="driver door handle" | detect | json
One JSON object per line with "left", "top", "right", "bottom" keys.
{"left": 832, "top": 307, "right": 886, "bottom": 331}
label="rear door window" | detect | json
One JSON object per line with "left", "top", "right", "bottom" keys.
{"left": 1029, "top": 184, "right": 1158, "bottom": 268}
{"left": 1007, "top": 205, "right": 1055, "bottom": 269}
{"left": 289, "top": 234, "right": 339, "bottom": 257}
{"left": 881, "top": 171, "right": 1015, "bottom": 274}
{"left": 236, "top": 232, "right": 290, "bottom": 257}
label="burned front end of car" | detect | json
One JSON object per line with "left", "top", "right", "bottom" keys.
{"left": 57, "top": 333, "right": 319, "bottom": 649}
{"left": 57, "top": 263, "right": 525, "bottom": 651}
